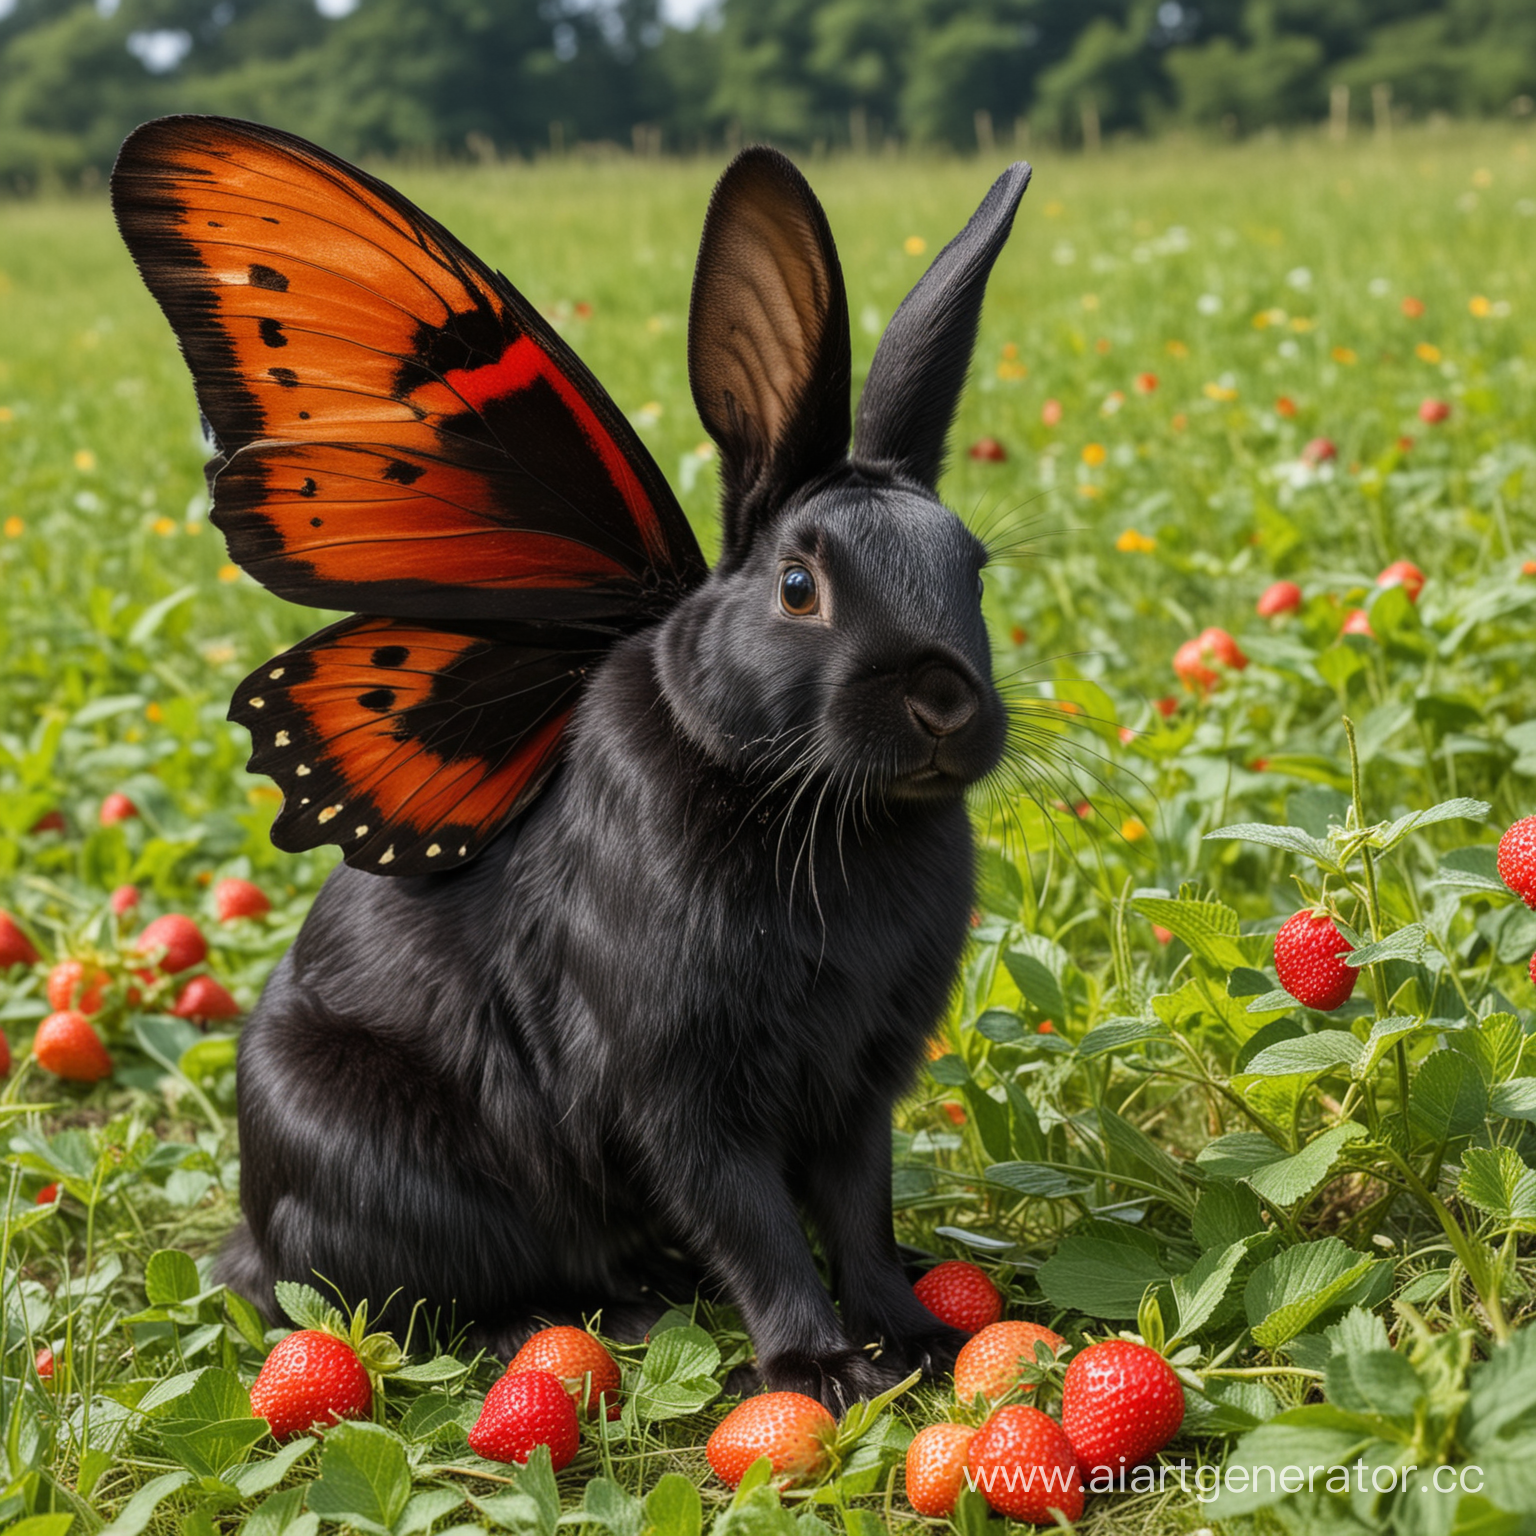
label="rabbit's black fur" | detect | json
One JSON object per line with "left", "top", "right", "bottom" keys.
{"left": 219, "top": 148, "right": 1032, "bottom": 1407}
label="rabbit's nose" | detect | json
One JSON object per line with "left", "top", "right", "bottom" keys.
{"left": 907, "top": 665, "right": 977, "bottom": 737}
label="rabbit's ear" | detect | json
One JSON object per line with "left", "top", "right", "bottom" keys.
{"left": 853, "top": 162, "right": 1032, "bottom": 489}
{"left": 689, "top": 148, "right": 851, "bottom": 560}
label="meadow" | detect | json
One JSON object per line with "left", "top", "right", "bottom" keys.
{"left": 4, "top": 121, "right": 1536, "bottom": 1534}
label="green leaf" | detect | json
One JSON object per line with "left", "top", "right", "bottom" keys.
{"left": 229, "top": 1436, "right": 317, "bottom": 1497}
{"left": 1197, "top": 1123, "right": 1366, "bottom": 1206}
{"left": 1098, "top": 1107, "right": 1197, "bottom": 1212}
{"left": 1358, "top": 1016, "right": 1423, "bottom": 1077}
{"left": 398, "top": 1489, "right": 465, "bottom": 1536}
{"left": 143, "top": 1248, "right": 201, "bottom": 1307}
{"left": 1491, "top": 1078, "right": 1536, "bottom": 1122}
{"left": 391, "top": 1355, "right": 469, "bottom": 1383}
{"left": 926, "top": 1054, "right": 970, "bottom": 1086}
{"left": 1464, "top": 1327, "right": 1536, "bottom": 1447}
{"left": 159, "top": 1416, "right": 268, "bottom": 1480}
{"left": 1245, "top": 988, "right": 1296, "bottom": 1014}
{"left": 241, "top": 1484, "right": 317, "bottom": 1536}
{"left": 1241, "top": 1031, "right": 1363, "bottom": 1078}
{"left": 128, "top": 584, "right": 197, "bottom": 646}
{"left": 1036, "top": 1236, "right": 1169, "bottom": 1318}
{"left": 6, "top": 1519, "right": 75, "bottom": 1536}
{"left": 984, "top": 1162, "right": 1094, "bottom": 1199}
{"left": 1323, "top": 1349, "right": 1423, "bottom": 1421}
{"left": 272, "top": 1280, "right": 342, "bottom": 1334}
{"left": 1204, "top": 822, "right": 1337, "bottom": 865}
{"left": 399, "top": 1393, "right": 476, "bottom": 1444}
{"left": 1245, "top": 1239, "right": 1390, "bottom": 1349}
{"left": 635, "top": 1326, "right": 721, "bottom": 1422}
{"left": 643, "top": 1475, "right": 702, "bottom": 1536}
{"left": 1132, "top": 895, "right": 1251, "bottom": 971}
{"left": 1206, "top": 1422, "right": 1373, "bottom": 1516}
{"left": 1076, "top": 1017, "right": 1166, "bottom": 1057}
{"left": 1343, "top": 924, "right": 1427, "bottom": 967}
{"left": 1370, "top": 797, "right": 1490, "bottom": 852}
{"left": 1192, "top": 1182, "right": 1265, "bottom": 1250}
{"left": 96, "top": 1471, "right": 193, "bottom": 1536}
{"left": 1410, "top": 1049, "right": 1489, "bottom": 1144}
{"left": 305, "top": 1422, "right": 412, "bottom": 1536}
{"left": 1002, "top": 949, "right": 1065, "bottom": 1020}
{"left": 973, "top": 1009, "right": 1024, "bottom": 1044}
{"left": 1172, "top": 1240, "right": 1253, "bottom": 1338}
{"left": 1458, "top": 1146, "right": 1536, "bottom": 1224}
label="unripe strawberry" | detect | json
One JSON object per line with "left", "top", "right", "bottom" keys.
{"left": 47, "top": 960, "right": 109, "bottom": 1015}
{"left": 905, "top": 1423, "right": 978, "bottom": 1517}
{"left": 1256, "top": 580, "right": 1302, "bottom": 617}
{"left": 954, "top": 1320, "right": 1066, "bottom": 1405}
{"left": 507, "top": 1326, "right": 621, "bottom": 1419}
{"left": 99, "top": 792, "right": 139, "bottom": 826}
{"left": 0, "top": 911, "right": 40, "bottom": 968}
{"left": 171, "top": 975, "right": 241, "bottom": 1023}
{"left": 1273, "top": 911, "right": 1357, "bottom": 1010}
{"left": 468, "top": 1368, "right": 579, "bottom": 1468}
{"left": 913, "top": 1260, "right": 1003, "bottom": 1336}
{"left": 135, "top": 914, "right": 207, "bottom": 974}
{"left": 251, "top": 1330, "right": 372, "bottom": 1441}
{"left": 1376, "top": 560, "right": 1425, "bottom": 602}
{"left": 1061, "top": 1339, "right": 1184, "bottom": 1476}
{"left": 214, "top": 877, "right": 271, "bottom": 922}
{"left": 1496, "top": 817, "right": 1536, "bottom": 908}
{"left": 965, "top": 1405, "right": 1083, "bottom": 1524}
{"left": 34, "top": 1011, "right": 113, "bottom": 1083}
{"left": 706, "top": 1392, "right": 834, "bottom": 1489}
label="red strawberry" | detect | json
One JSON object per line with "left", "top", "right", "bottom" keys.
{"left": 968, "top": 437, "right": 1007, "bottom": 462}
{"left": 1377, "top": 560, "right": 1425, "bottom": 602}
{"left": 214, "top": 877, "right": 271, "bottom": 922}
{"left": 36, "top": 1183, "right": 58, "bottom": 1204}
{"left": 507, "top": 1325, "right": 621, "bottom": 1419}
{"left": 954, "top": 1320, "right": 1065, "bottom": 1405}
{"left": 1273, "top": 911, "right": 1356, "bottom": 1010}
{"left": 99, "top": 792, "right": 139, "bottom": 826}
{"left": 250, "top": 1330, "right": 372, "bottom": 1442}
{"left": 942, "top": 1101, "right": 967, "bottom": 1125}
{"left": 1342, "top": 607, "right": 1374, "bottom": 638}
{"left": 467, "top": 1368, "right": 579, "bottom": 1468}
{"left": 1497, "top": 817, "right": 1536, "bottom": 908}
{"left": 35, "top": 1347, "right": 54, "bottom": 1379}
{"left": 30, "top": 810, "right": 66, "bottom": 835}
{"left": 1061, "top": 1339, "right": 1184, "bottom": 1476}
{"left": 1256, "top": 580, "right": 1302, "bottom": 618}
{"left": 47, "top": 960, "right": 109, "bottom": 1015}
{"left": 965, "top": 1405, "right": 1083, "bottom": 1524}
{"left": 110, "top": 884, "right": 141, "bottom": 916}
{"left": 705, "top": 1392, "right": 835, "bottom": 1489}
{"left": 905, "top": 1422, "right": 978, "bottom": 1517}
{"left": 135, "top": 914, "right": 207, "bottom": 974}
{"left": 1302, "top": 436, "right": 1336, "bottom": 463}
{"left": 1173, "top": 628, "right": 1247, "bottom": 694}
{"left": 34, "top": 1011, "right": 113, "bottom": 1083}
{"left": 171, "top": 975, "right": 241, "bottom": 1023}
{"left": 0, "top": 911, "right": 40, "bottom": 968}
{"left": 0, "top": 1030, "right": 9, "bottom": 1077}
{"left": 914, "top": 1260, "right": 1002, "bottom": 1336}
{"left": 1419, "top": 397, "right": 1451, "bottom": 424}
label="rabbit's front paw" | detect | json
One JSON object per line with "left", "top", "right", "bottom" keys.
{"left": 865, "top": 1322, "right": 968, "bottom": 1381}
{"left": 760, "top": 1346, "right": 903, "bottom": 1411}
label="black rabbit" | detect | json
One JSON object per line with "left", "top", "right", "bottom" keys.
{"left": 112, "top": 118, "right": 1030, "bottom": 1407}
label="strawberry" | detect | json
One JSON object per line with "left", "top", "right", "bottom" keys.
{"left": 99, "top": 792, "right": 139, "bottom": 826}
{"left": 135, "top": 913, "right": 208, "bottom": 974}
{"left": 942, "top": 1101, "right": 967, "bottom": 1125}
{"left": 968, "top": 437, "right": 1007, "bottom": 462}
{"left": 47, "top": 959, "right": 109, "bottom": 1015}
{"left": 1173, "top": 628, "right": 1247, "bottom": 694}
{"left": 965, "top": 1405, "right": 1083, "bottom": 1524}
{"left": 110, "top": 884, "right": 141, "bottom": 916}
{"left": 1342, "top": 607, "right": 1374, "bottom": 638}
{"left": 30, "top": 810, "right": 66, "bottom": 835}
{"left": 214, "top": 877, "right": 271, "bottom": 922}
{"left": 1496, "top": 817, "right": 1536, "bottom": 908}
{"left": 705, "top": 1392, "right": 835, "bottom": 1490}
{"left": 1377, "top": 560, "right": 1425, "bottom": 602}
{"left": 1419, "top": 397, "right": 1451, "bottom": 424}
{"left": 1273, "top": 910, "right": 1356, "bottom": 1010}
{"left": 1153, "top": 696, "right": 1177, "bottom": 718}
{"left": 250, "top": 1330, "right": 372, "bottom": 1442}
{"left": 35, "top": 1347, "right": 54, "bottom": 1380}
{"left": 507, "top": 1325, "right": 621, "bottom": 1419}
{"left": 1302, "top": 436, "right": 1336, "bottom": 463}
{"left": 954, "top": 1320, "right": 1065, "bottom": 1406}
{"left": 36, "top": 1183, "right": 58, "bottom": 1204}
{"left": 1061, "top": 1339, "right": 1184, "bottom": 1476}
{"left": 905, "top": 1422, "right": 978, "bottom": 1517}
{"left": 913, "top": 1260, "right": 1002, "bottom": 1336}
{"left": 34, "top": 1011, "right": 113, "bottom": 1083}
{"left": 467, "top": 1368, "right": 579, "bottom": 1468}
{"left": 0, "top": 1030, "right": 9, "bottom": 1077}
{"left": 1256, "top": 580, "right": 1302, "bottom": 618}
{"left": 171, "top": 975, "right": 241, "bottom": 1023}
{"left": 0, "top": 911, "right": 40, "bottom": 968}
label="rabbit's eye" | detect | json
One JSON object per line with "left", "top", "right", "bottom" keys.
{"left": 779, "top": 565, "right": 819, "bottom": 617}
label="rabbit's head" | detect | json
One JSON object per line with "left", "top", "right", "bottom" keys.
{"left": 655, "top": 150, "right": 1030, "bottom": 805}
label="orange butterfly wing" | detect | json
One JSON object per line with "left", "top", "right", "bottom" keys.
{"left": 112, "top": 116, "right": 705, "bottom": 871}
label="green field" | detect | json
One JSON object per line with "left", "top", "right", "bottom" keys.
{"left": 5, "top": 123, "right": 1536, "bottom": 1534}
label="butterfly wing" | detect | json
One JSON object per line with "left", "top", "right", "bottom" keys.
{"left": 111, "top": 115, "right": 705, "bottom": 871}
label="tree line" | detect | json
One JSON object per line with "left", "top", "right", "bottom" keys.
{"left": 2, "top": 0, "right": 1533, "bottom": 189}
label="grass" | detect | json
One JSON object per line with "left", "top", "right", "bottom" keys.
{"left": 5, "top": 120, "right": 1536, "bottom": 1534}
